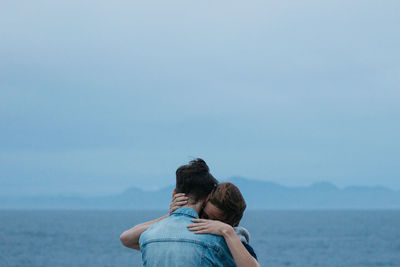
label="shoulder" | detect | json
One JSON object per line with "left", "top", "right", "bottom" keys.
{"left": 196, "top": 230, "right": 226, "bottom": 247}
{"left": 139, "top": 216, "right": 172, "bottom": 243}
{"left": 234, "top": 226, "right": 251, "bottom": 244}
{"left": 140, "top": 215, "right": 223, "bottom": 246}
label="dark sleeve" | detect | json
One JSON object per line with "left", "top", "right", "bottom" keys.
{"left": 242, "top": 242, "right": 258, "bottom": 261}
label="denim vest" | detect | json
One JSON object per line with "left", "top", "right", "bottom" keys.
{"left": 139, "top": 207, "right": 236, "bottom": 267}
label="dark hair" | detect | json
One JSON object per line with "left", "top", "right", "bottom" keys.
{"left": 176, "top": 158, "right": 218, "bottom": 203}
{"left": 209, "top": 182, "right": 246, "bottom": 227}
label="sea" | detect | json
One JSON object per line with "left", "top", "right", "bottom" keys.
{"left": 1, "top": 210, "right": 399, "bottom": 267}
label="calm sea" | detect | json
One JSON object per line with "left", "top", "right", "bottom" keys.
{"left": 1, "top": 210, "right": 399, "bottom": 267}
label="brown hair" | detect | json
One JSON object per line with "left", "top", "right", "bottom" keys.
{"left": 208, "top": 182, "right": 246, "bottom": 227}
{"left": 176, "top": 158, "right": 218, "bottom": 203}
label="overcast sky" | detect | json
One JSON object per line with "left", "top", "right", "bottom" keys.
{"left": 1, "top": 0, "right": 399, "bottom": 196}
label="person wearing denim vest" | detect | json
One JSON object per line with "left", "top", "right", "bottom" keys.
{"left": 139, "top": 206, "right": 235, "bottom": 267}
{"left": 138, "top": 158, "right": 235, "bottom": 266}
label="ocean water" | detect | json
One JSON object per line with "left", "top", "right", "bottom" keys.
{"left": 1, "top": 210, "right": 399, "bottom": 267}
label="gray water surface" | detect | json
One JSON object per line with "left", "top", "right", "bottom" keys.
{"left": 1, "top": 210, "right": 399, "bottom": 267}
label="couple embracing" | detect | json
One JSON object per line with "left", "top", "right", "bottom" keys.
{"left": 120, "top": 158, "right": 259, "bottom": 267}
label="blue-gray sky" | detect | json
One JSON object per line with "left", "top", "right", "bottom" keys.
{"left": 1, "top": 0, "right": 399, "bottom": 196}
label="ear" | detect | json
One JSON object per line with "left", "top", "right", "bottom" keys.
{"left": 172, "top": 188, "right": 176, "bottom": 198}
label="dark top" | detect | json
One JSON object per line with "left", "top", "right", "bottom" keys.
{"left": 243, "top": 242, "right": 258, "bottom": 261}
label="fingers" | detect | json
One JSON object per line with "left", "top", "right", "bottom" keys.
{"left": 170, "top": 193, "right": 189, "bottom": 214}
{"left": 174, "top": 200, "right": 188, "bottom": 206}
{"left": 187, "top": 224, "right": 208, "bottom": 232}
{"left": 173, "top": 193, "right": 187, "bottom": 200}
{"left": 187, "top": 225, "right": 211, "bottom": 234}
{"left": 187, "top": 223, "right": 206, "bottom": 228}
{"left": 191, "top": 219, "right": 208, "bottom": 223}
{"left": 187, "top": 226, "right": 205, "bottom": 231}
{"left": 173, "top": 195, "right": 189, "bottom": 204}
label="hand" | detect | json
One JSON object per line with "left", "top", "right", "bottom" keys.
{"left": 170, "top": 193, "right": 189, "bottom": 214}
{"left": 187, "top": 219, "right": 233, "bottom": 237}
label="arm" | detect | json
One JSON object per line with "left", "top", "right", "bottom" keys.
{"left": 222, "top": 226, "right": 259, "bottom": 267}
{"left": 187, "top": 219, "right": 259, "bottom": 267}
{"left": 120, "top": 193, "right": 188, "bottom": 250}
{"left": 120, "top": 215, "right": 168, "bottom": 250}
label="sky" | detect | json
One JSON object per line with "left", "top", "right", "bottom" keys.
{"left": 1, "top": 0, "right": 399, "bottom": 196}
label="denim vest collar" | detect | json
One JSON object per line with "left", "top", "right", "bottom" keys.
{"left": 171, "top": 207, "right": 199, "bottom": 219}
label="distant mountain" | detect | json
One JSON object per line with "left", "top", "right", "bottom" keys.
{"left": 227, "top": 177, "right": 400, "bottom": 209}
{"left": 1, "top": 177, "right": 400, "bottom": 209}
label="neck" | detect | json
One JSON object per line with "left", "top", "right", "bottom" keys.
{"left": 183, "top": 201, "right": 203, "bottom": 215}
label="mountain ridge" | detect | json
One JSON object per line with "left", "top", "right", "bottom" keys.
{"left": 1, "top": 177, "right": 399, "bottom": 209}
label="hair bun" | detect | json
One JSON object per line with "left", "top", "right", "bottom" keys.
{"left": 188, "top": 158, "right": 209, "bottom": 173}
